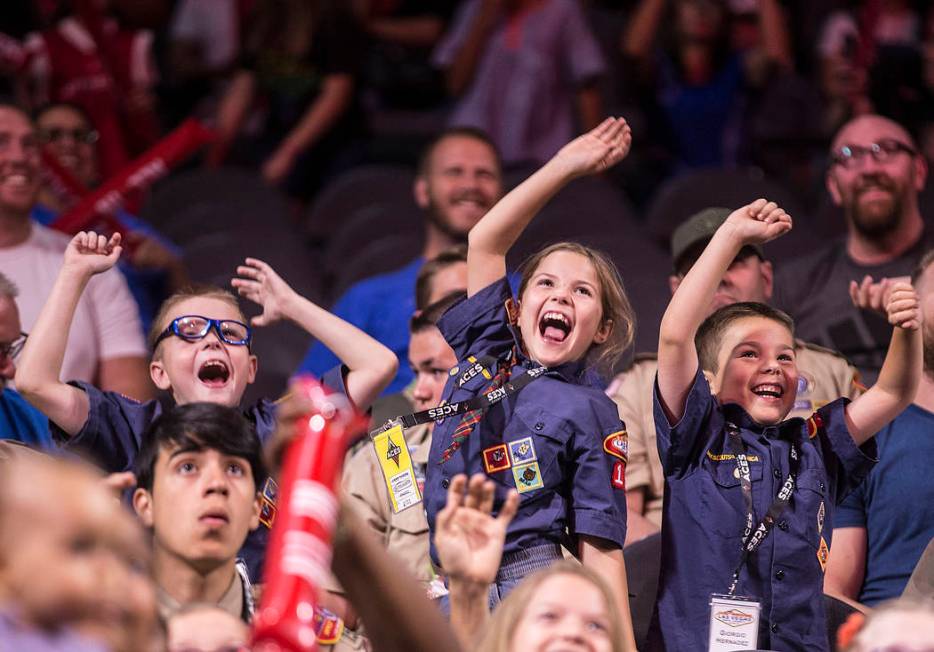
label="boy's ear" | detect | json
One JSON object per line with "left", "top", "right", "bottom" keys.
{"left": 149, "top": 358, "right": 171, "bottom": 391}
{"left": 247, "top": 354, "right": 258, "bottom": 384}
{"left": 413, "top": 176, "right": 430, "bottom": 210}
{"left": 593, "top": 318, "right": 613, "bottom": 345}
{"left": 132, "top": 488, "right": 154, "bottom": 528}
{"left": 703, "top": 368, "right": 719, "bottom": 393}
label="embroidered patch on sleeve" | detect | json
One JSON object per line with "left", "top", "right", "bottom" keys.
{"left": 603, "top": 430, "right": 628, "bottom": 462}
{"left": 611, "top": 460, "right": 626, "bottom": 490}
{"left": 806, "top": 414, "right": 824, "bottom": 439}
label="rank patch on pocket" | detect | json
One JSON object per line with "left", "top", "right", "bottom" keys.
{"left": 512, "top": 461, "right": 544, "bottom": 493}
{"left": 508, "top": 436, "right": 537, "bottom": 465}
{"left": 483, "top": 443, "right": 511, "bottom": 473}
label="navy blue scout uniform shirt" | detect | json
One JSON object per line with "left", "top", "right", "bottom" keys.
{"left": 648, "top": 370, "right": 876, "bottom": 652}
{"left": 50, "top": 366, "right": 348, "bottom": 581}
{"left": 425, "top": 278, "right": 628, "bottom": 565}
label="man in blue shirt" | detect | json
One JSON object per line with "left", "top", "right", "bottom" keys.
{"left": 297, "top": 127, "right": 503, "bottom": 394}
{"left": 0, "top": 272, "right": 50, "bottom": 448}
{"left": 825, "top": 250, "right": 934, "bottom": 606}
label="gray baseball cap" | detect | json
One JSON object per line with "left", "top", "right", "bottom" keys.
{"left": 670, "top": 207, "right": 764, "bottom": 273}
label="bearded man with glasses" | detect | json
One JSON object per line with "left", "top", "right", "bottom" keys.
{"left": 773, "top": 114, "right": 932, "bottom": 384}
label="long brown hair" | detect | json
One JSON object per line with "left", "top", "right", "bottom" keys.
{"left": 475, "top": 561, "right": 625, "bottom": 652}
{"left": 517, "top": 242, "right": 635, "bottom": 374}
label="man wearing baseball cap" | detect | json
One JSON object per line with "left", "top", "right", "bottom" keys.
{"left": 608, "top": 207, "right": 864, "bottom": 544}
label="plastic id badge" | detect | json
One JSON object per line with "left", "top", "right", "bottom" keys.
{"left": 373, "top": 423, "right": 422, "bottom": 513}
{"left": 708, "top": 594, "right": 761, "bottom": 651}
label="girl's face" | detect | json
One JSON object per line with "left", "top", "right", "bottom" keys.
{"left": 510, "top": 574, "right": 613, "bottom": 652}
{"left": 518, "top": 251, "right": 611, "bottom": 369}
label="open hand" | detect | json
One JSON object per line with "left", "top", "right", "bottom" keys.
{"left": 435, "top": 474, "right": 519, "bottom": 586}
{"left": 849, "top": 275, "right": 911, "bottom": 315}
{"left": 885, "top": 282, "right": 921, "bottom": 331}
{"left": 723, "top": 198, "right": 792, "bottom": 246}
{"left": 553, "top": 117, "right": 632, "bottom": 179}
{"left": 231, "top": 257, "right": 298, "bottom": 327}
{"left": 64, "top": 231, "right": 123, "bottom": 277}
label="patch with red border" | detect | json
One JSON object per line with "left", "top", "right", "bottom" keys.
{"left": 603, "top": 430, "right": 629, "bottom": 462}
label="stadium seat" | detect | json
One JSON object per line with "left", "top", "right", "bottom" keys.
{"left": 303, "top": 164, "right": 416, "bottom": 244}
{"left": 643, "top": 167, "right": 827, "bottom": 265}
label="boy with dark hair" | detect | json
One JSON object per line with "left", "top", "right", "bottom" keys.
{"left": 653, "top": 199, "right": 922, "bottom": 650}
{"left": 132, "top": 402, "right": 265, "bottom": 623}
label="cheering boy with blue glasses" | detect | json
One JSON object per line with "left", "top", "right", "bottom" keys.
{"left": 17, "top": 231, "right": 398, "bottom": 576}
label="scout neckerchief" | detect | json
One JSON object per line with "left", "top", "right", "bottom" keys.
{"left": 724, "top": 421, "right": 801, "bottom": 596}
{"left": 369, "top": 349, "right": 546, "bottom": 458}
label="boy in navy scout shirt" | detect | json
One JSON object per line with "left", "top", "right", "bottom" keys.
{"left": 425, "top": 118, "right": 638, "bottom": 649}
{"left": 652, "top": 199, "right": 922, "bottom": 651}
{"left": 17, "top": 231, "right": 397, "bottom": 578}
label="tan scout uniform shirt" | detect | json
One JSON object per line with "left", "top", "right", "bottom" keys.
{"left": 608, "top": 340, "right": 863, "bottom": 526}
{"left": 313, "top": 422, "right": 430, "bottom": 652}
{"left": 342, "top": 422, "right": 434, "bottom": 587}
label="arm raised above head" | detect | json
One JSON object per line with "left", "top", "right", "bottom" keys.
{"left": 467, "top": 117, "right": 632, "bottom": 296}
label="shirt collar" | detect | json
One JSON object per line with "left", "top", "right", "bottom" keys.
{"left": 721, "top": 402, "right": 805, "bottom": 438}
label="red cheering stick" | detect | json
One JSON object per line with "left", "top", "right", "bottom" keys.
{"left": 50, "top": 118, "right": 215, "bottom": 235}
{"left": 251, "top": 377, "right": 367, "bottom": 652}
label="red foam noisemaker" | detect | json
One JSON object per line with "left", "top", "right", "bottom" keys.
{"left": 251, "top": 377, "right": 366, "bottom": 652}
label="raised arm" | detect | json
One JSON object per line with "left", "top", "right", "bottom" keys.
{"left": 207, "top": 70, "right": 256, "bottom": 165}
{"left": 17, "top": 231, "right": 123, "bottom": 436}
{"left": 445, "top": 0, "right": 502, "bottom": 96}
{"left": 621, "top": 0, "right": 666, "bottom": 60}
{"left": 232, "top": 258, "right": 397, "bottom": 410}
{"left": 657, "top": 200, "right": 791, "bottom": 422}
{"left": 466, "top": 117, "right": 631, "bottom": 295}
{"left": 261, "top": 74, "right": 354, "bottom": 186}
{"left": 844, "top": 282, "right": 922, "bottom": 445}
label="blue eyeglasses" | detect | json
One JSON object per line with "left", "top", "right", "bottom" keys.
{"left": 153, "top": 315, "right": 252, "bottom": 349}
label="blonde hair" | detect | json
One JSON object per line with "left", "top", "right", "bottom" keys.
{"left": 517, "top": 242, "right": 635, "bottom": 374}
{"left": 476, "top": 561, "right": 624, "bottom": 652}
{"left": 148, "top": 285, "right": 246, "bottom": 351}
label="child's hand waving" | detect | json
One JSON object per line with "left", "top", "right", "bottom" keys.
{"left": 63, "top": 231, "right": 123, "bottom": 277}
{"left": 885, "top": 282, "right": 921, "bottom": 331}
{"left": 231, "top": 257, "right": 299, "bottom": 327}
{"left": 723, "top": 198, "right": 792, "bottom": 246}
{"left": 553, "top": 117, "right": 632, "bottom": 179}
{"left": 435, "top": 474, "right": 519, "bottom": 587}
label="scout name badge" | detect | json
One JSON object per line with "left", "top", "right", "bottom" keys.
{"left": 708, "top": 594, "right": 761, "bottom": 651}
{"left": 372, "top": 422, "right": 422, "bottom": 513}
